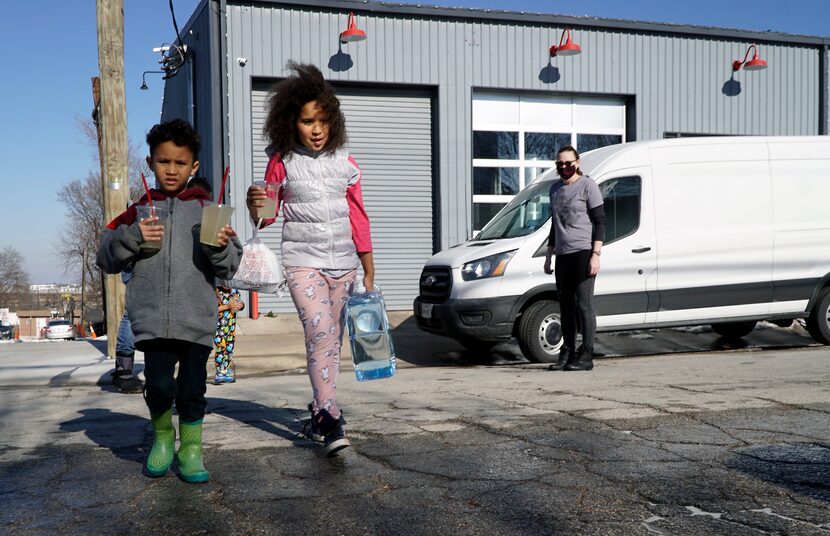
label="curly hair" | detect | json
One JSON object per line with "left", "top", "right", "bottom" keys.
{"left": 263, "top": 62, "right": 347, "bottom": 155}
{"left": 146, "top": 119, "right": 201, "bottom": 159}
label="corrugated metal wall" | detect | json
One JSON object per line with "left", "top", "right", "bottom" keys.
{"left": 160, "top": 1, "right": 221, "bottom": 191}
{"left": 223, "top": 3, "right": 821, "bottom": 255}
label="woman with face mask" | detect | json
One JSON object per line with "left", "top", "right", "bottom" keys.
{"left": 543, "top": 145, "right": 606, "bottom": 371}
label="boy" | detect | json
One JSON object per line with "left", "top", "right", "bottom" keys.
{"left": 97, "top": 119, "right": 242, "bottom": 483}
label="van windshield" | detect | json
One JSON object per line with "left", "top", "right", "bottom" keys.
{"left": 475, "top": 180, "right": 555, "bottom": 240}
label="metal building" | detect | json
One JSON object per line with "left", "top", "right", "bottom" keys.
{"left": 161, "top": 0, "right": 830, "bottom": 312}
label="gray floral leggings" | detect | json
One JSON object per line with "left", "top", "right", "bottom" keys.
{"left": 286, "top": 267, "right": 356, "bottom": 419}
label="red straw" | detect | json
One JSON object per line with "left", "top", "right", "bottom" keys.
{"left": 140, "top": 172, "right": 154, "bottom": 208}
{"left": 218, "top": 166, "right": 230, "bottom": 205}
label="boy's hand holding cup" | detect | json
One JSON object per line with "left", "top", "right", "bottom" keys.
{"left": 214, "top": 224, "right": 236, "bottom": 248}
{"left": 137, "top": 205, "right": 168, "bottom": 250}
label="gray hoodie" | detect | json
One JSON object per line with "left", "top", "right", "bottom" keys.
{"left": 96, "top": 190, "right": 242, "bottom": 348}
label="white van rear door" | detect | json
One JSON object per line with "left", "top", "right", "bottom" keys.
{"left": 594, "top": 168, "right": 658, "bottom": 328}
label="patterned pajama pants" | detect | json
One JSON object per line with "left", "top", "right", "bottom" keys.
{"left": 286, "top": 267, "right": 356, "bottom": 419}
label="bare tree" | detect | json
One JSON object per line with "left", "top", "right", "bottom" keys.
{"left": 56, "top": 118, "right": 150, "bottom": 308}
{"left": 0, "top": 247, "right": 31, "bottom": 309}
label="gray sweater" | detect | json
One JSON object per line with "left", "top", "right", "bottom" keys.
{"left": 96, "top": 190, "right": 242, "bottom": 348}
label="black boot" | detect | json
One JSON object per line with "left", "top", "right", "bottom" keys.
{"left": 547, "top": 347, "right": 575, "bottom": 371}
{"left": 564, "top": 346, "right": 594, "bottom": 371}
{"left": 112, "top": 354, "right": 144, "bottom": 394}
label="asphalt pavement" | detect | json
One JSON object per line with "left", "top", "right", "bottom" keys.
{"left": 0, "top": 322, "right": 828, "bottom": 535}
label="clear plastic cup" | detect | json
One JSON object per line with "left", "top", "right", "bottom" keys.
{"left": 136, "top": 205, "right": 168, "bottom": 251}
{"left": 199, "top": 204, "right": 235, "bottom": 246}
{"left": 253, "top": 180, "right": 277, "bottom": 220}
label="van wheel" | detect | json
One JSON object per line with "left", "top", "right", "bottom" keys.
{"left": 806, "top": 288, "right": 830, "bottom": 344}
{"left": 517, "top": 301, "right": 563, "bottom": 363}
{"left": 711, "top": 321, "right": 756, "bottom": 339}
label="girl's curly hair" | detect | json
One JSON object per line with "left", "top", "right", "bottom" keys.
{"left": 263, "top": 62, "right": 347, "bottom": 155}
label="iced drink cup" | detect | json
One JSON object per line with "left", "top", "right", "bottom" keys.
{"left": 253, "top": 180, "right": 277, "bottom": 220}
{"left": 136, "top": 205, "right": 168, "bottom": 251}
{"left": 199, "top": 204, "right": 235, "bottom": 247}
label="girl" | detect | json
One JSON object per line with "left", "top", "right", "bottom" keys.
{"left": 213, "top": 284, "right": 244, "bottom": 384}
{"left": 246, "top": 62, "right": 375, "bottom": 457}
{"left": 543, "top": 145, "right": 605, "bottom": 372}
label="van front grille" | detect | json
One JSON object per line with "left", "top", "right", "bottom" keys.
{"left": 419, "top": 266, "right": 452, "bottom": 302}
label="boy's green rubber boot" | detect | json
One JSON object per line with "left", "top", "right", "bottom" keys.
{"left": 146, "top": 408, "right": 176, "bottom": 477}
{"left": 177, "top": 420, "right": 210, "bottom": 483}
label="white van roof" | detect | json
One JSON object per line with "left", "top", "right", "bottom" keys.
{"left": 574, "top": 135, "right": 830, "bottom": 178}
{"left": 531, "top": 135, "right": 830, "bottom": 184}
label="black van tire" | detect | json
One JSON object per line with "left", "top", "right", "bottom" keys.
{"left": 806, "top": 287, "right": 830, "bottom": 345}
{"left": 517, "top": 300, "right": 563, "bottom": 363}
{"left": 711, "top": 321, "right": 756, "bottom": 339}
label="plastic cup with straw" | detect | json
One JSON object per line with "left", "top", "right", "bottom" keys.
{"left": 137, "top": 173, "right": 167, "bottom": 250}
{"left": 200, "top": 166, "right": 235, "bottom": 246}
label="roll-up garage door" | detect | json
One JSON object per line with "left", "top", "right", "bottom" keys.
{"left": 251, "top": 85, "right": 434, "bottom": 312}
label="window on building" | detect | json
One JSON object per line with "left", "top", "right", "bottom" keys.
{"left": 472, "top": 93, "right": 625, "bottom": 232}
{"left": 599, "top": 176, "right": 641, "bottom": 244}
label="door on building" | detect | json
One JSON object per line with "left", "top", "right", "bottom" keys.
{"left": 251, "top": 84, "right": 435, "bottom": 312}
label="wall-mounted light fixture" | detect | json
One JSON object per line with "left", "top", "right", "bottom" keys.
{"left": 140, "top": 70, "right": 165, "bottom": 90}
{"left": 732, "top": 44, "right": 768, "bottom": 72}
{"left": 550, "top": 28, "right": 581, "bottom": 57}
{"left": 340, "top": 12, "right": 367, "bottom": 44}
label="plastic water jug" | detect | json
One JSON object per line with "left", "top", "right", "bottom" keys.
{"left": 345, "top": 286, "right": 396, "bottom": 381}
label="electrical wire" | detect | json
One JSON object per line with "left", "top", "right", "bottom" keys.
{"left": 169, "top": 0, "right": 183, "bottom": 49}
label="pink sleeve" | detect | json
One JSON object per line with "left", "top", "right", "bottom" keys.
{"left": 346, "top": 156, "right": 372, "bottom": 253}
{"left": 259, "top": 154, "right": 286, "bottom": 229}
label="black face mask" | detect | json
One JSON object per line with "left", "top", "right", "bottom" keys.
{"left": 557, "top": 164, "right": 576, "bottom": 179}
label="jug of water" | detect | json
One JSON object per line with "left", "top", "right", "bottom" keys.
{"left": 345, "top": 285, "right": 396, "bottom": 381}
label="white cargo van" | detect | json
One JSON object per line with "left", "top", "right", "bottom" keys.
{"left": 414, "top": 136, "right": 830, "bottom": 362}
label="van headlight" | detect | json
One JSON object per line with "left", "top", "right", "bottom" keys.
{"left": 461, "top": 250, "right": 517, "bottom": 281}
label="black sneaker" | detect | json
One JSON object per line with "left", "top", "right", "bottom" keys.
{"left": 313, "top": 409, "right": 350, "bottom": 457}
{"left": 302, "top": 404, "right": 324, "bottom": 442}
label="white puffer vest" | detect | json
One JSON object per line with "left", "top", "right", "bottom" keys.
{"left": 280, "top": 148, "right": 361, "bottom": 269}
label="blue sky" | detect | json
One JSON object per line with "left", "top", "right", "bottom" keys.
{"left": 1, "top": 0, "right": 828, "bottom": 284}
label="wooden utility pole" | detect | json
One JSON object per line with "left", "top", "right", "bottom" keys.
{"left": 95, "top": 0, "right": 129, "bottom": 358}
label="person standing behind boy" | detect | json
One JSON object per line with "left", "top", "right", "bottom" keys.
{"left": 212, "top": 284, "right": 244, "bottom": 384}
{"left": 97, "top": 119, "right": 242, "bottom": 483}
{"left": 110, "top": 268, "right": 144, "bottom": 394}
{"left": 186, "top": 177, "right": 244, "bottom": 385}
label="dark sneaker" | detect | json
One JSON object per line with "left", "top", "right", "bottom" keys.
{"left": 323, "top": 418, "right": 350, "bottom": 457}
{"left": 312, "top": 409, "right": 350, "bottom": 457}
{"left": 302, "top": 404, "right": 324, "bottom": 442}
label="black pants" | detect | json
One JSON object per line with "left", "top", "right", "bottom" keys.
{"left": 555, "top": 250, "right": 597, "bottom": 356}
{"left": 138, "top": 339, "right": 211, "bottom": 423}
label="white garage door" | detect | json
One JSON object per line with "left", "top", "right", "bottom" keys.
{"left": 251, "top": 85, "right": 434, "bottom": 312}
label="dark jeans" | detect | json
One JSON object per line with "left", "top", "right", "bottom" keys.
{"left": 115, "top": 311, "right": 135, "bottom": 357}
{"left": 138, "top": 339, "right": 211, "bottom": 423}
{"left": 555, "top": 249, "right": 597, "bottom": 356}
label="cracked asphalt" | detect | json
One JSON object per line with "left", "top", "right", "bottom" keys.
{"left": 1, "top": 345, "right": 829, "bottom": 535}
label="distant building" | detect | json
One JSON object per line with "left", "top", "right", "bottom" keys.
{"left": 29, "top": 284, "right": 82, "bottom": 294}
